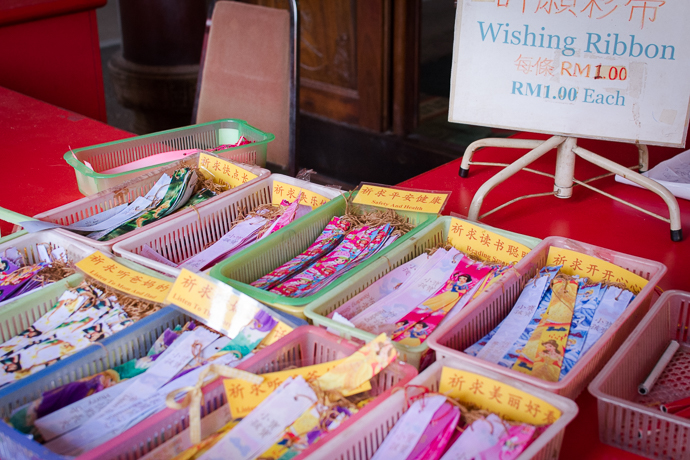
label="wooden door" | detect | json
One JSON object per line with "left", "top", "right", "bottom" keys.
{"left": 245, "top": 0, "right": 418, "bottom": 134}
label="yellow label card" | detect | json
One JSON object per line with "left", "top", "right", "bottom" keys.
{"left": 546, "top": 246, "right": 648, "bottom": 294}
{"left": 165, "top": 269, "right": 258, "bottom": 338}
{"left": 76, "top": 252, "right": 172, "bottom": 303}
{"left": 353, "top": 183, "right": 449, "bottom": 214}
{"left": 223, "top": 359, "right": 371, "bottom": 418}
{"left": 198, "top": 153, "right": 257, "bottom": 188}
{"left": 255, "top": 321, "right": 293, "bottom": 350}
{"left": 448, "top": 218, "right": 531, "bottom": 265}
{"left": 271, "top": 181, "right": 332, "bottom": 209}
{"left": 439, "top": 366, "right": 561, "bottom": 425}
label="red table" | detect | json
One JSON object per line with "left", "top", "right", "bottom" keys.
{"left": 3, "top": 84, "right": 687, "bottom": 458}
{"left": 0, "top": 0, "right": 108, "bottom": 122}
{"left": 400, "top": 132, "right": 690, "bottom": 459}
{"left": 0, "top": 86, "right": 131, "bottom": 235}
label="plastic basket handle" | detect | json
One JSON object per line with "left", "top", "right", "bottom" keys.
{"left": 0, "top": 208, "right": 36, "bottom": 225}
{"left": 0, "top": 208, "right": 35, "bottom": 241}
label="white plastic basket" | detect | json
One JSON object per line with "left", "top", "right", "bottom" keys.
{"left": 32, "top": 154, "right": 270, "bottom": 253}
{"left": 306, "top": 357, "right": 579, "bottom": 460}
{"left": 0, "top": 229, "right": 97, "bottom": 310}
{"left": 112, "top": 174, "right": 343, "bottom": 278}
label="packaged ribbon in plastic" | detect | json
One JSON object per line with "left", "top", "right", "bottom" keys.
{"left": 465, "top": 245, "right": 645, "bottom": 383}
{"left": 326, "top": 217, "right": 535, "bottom": 348}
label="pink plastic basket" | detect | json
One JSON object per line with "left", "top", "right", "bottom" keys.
{"left": 306, "top": 357, "right": 579, "bottom": 460}
{"left": 589, "top": 290, "right": 690, "bottom": 459}
{"left": 82, "top": 326, "right": 417, "bottom": 460}
{"left": 428, "top": 236, "right": 667, "bottom": 400}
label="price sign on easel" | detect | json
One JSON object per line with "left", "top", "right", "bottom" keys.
{"left": 450, "top": 1, "right": 690, "bottom": 147}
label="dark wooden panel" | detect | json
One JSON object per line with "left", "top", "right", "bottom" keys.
{"left": 298, "top": 113, "right": 463, "bottom": 185}
{"left": 243, "top": 0, "right": 387, "bottom": 131}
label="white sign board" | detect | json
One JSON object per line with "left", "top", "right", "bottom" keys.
{"left": 449, "top": 0, "right": 690, "bottom": 147}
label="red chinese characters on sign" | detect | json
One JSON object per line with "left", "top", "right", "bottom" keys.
{"left": 103, "top": 264, "right": 116, "bottom": 273}
{"left": 181, "top": 276, "right": 197, "bottom": 293}
{"left": 515, "top": 55, "right": 556, "bottom": 77}
{"left": 91, "top": 254, "right": 106, "bottom": 265}
{"left": 449, "top": 374, "right": 466, "bottom": 390}
{"left": 470, "top": 378, "right": 485, "bottom": 395}
{"left": 198, "top": 285, "right": 214, "bottom": 299}
{"left": 498, "top": 0, "right": 666, "bottom": 28}
{"left": 488, "top": 385, "right": 504, "bottom": 404}
{"left": 480, "top": 233, "right": 491, "bottom": 247}
{"left": 508, "top": 393, "right": 522, "bottom": 410}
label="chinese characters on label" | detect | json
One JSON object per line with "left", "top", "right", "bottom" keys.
{"left": 354, "top": 184, "right": 449, "bottom": 214}
{"left": 271, "top": 181, "right": 331, "bottom": 209}
{"left": 545, "top": 246, "right": 648, "bottom": 294}
{"left": 448, "top": 218, "right": 531, "bottom": 265}
{"left": 199, "top": 153, "right": 258, "bottom": 189}
{"left": 76, "top": 252, "right": 172, "bottom": 303}
{"left": 439, "top": 366, "right": 561, "bottom": 425}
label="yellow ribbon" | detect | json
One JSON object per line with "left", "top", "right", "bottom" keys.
{"left": 165, "top": 364, "right": 263, "bottom": 445}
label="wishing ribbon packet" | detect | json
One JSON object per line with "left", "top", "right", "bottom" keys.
{"left": 367, "top": 366, "right": 560, "bottom": 460}
{"left": 3, "top": 264, "right": 299, "bottom": 456}
{"left": 250, "top": 184, "right": 450, "bottom": 298}
{"left": 0, "top": 253, "right": 182, "bottom": 389}
{"left": 0, "top": 243, "right": 76, "bottom": 304}
{"left": 152, "top": 189, "right": 320, "bottom": 272}
{"left": 328, "top": 218, "right": 535, "bottom": 350}
{"left": 465, "top": 245, "right": 643, "bottom": 383}
{"left": 161, "top": 333, "right": 399, "bottom": 460}
{"left": 19, "top": 153, "right": 264, "bottom": 243}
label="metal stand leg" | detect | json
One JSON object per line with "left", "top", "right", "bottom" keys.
{"left": 460, "top": 135, "right": 682, "bottom": 242}
{"left": 459, "top": 138, "right": 544, "bottom": 178}
{"left": 467, "top": 136, "right": 566, "bottom": 220}
{"left": 637, "top": 143, "right": 649, "bottom": 173}
{"left": 554, "top": 137, "right": 577, "bottom": 199}
{"left": 573, "top": 145, "right": 682, "bottom": 241}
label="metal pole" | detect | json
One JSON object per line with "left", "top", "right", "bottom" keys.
{"left": 554, "top": 137, "right": 577, "bottom": 199}
{"left": 459, "top": 138, "right": 544, "bottom": 178}
{"left": 573, "top": 145, "right": 682, "bottom": 241}
{"left": 467, "top": 135, "right": 566, "bottom": 220}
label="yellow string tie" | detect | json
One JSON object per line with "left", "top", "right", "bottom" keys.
{"left": 165, "top": 364, "right": 263, "bottom": 445}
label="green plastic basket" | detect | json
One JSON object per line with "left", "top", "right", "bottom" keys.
{"left": 304, "top": 216, "right": 541, "bottom": 369}
{"left": 64, "top": 119, "right": 274, "bottom": 196}
{"left": 210, "top": 194, "right": 437, "bottom": 319}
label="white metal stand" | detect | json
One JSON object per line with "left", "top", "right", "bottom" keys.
{"left": 458, "top": 136, "right": 682, "bottom": 241}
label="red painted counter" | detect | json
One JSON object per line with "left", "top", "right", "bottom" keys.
{"left": 0, "top": 86, "right": 131, "bottom": 235}
{"left": 0, "top": 0, "right": 108, "bottom": 122}
{"left": 2, "top": 83, "right": 687, "bottom": 458}
{"left": 400, "top": 132, "right": 690, "bottom": 459}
